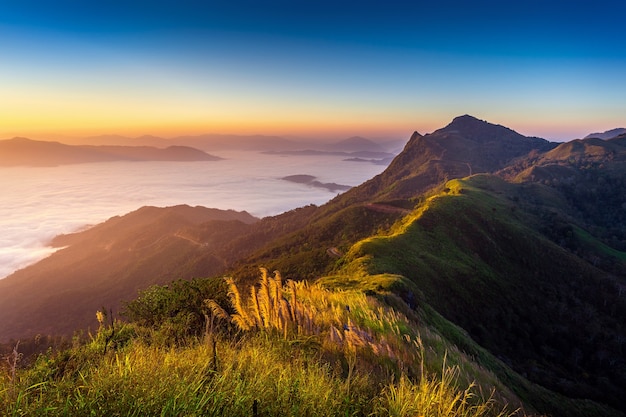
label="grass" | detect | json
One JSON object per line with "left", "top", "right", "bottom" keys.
{"left": 375, "top": 366, "right": 513, "bottom": 417}
{"left": 1, "top": 335, "right": 519, "bottom": 417}
{"left": 573, "top": 225, "right": 626, "bottom": 262}
{"left": 334, "top": 175, "right": 626, "bottom": 417}
{"left": 1, "top": 270, "right": 525, "bottom": 417}
{"left": 3, "top": 175, "right": 623, "bottom": 416}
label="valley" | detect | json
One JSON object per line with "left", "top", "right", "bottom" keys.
{"left": 1, "top": 116, "right": 625, "bottom": 416}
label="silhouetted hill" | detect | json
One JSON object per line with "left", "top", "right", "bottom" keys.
{"left": 584, "top": 127, "right": 626, "bottom": 140}
{"left": 81, "top": 134, "right": 168, "bottom": 147}
{"left": 329, "top": 136, "right": 386, "bottom": 152}
{"left": 0, "top": 138, "right": 220, "bottom": 166}
{"left": 172, "top": 134, "right": 297, "bottom": 151}
{"left": 1, "top": 138, "right": 113, "bottom": 166}
{"left": 0, "top": 205, "right": 257, "bottom": 339}
{"left": 80, "top": 133, "right": 398, "bottom": 153}
{"left": 321, "top": 115, "right": 555, "bottom": 210}
{"left": 86, "top": 145, "right": 221, "bottom": 161}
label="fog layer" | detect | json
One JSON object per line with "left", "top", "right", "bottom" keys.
{"left": 0, "top": 151, "right": 387, "bottom": 278}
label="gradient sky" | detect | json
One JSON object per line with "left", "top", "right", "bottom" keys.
{"left": 1, "top": 0, "right": 625, "bottom": 141}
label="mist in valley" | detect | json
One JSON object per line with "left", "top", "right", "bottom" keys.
{"left": 0, "top": 151, "right": 387, "bottom": 279}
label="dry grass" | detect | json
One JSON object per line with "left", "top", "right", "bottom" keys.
{"left": 374, "top": 364, "right": 515, "bottom": 417}
{"left": 1, "top": 269, "right": 526, "bottom": 416}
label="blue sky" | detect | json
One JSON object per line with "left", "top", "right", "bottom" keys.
{"left": 1, "top": 0, "right": 624, "bottom": 141}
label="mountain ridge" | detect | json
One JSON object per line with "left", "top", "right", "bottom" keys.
{"left": 1, "top": 114, "right": 624, "bottom": 416}
{"left": 70, "top": 133, "right": 402, "bottom": 153}
{"left": 0, "top": 137, "right": 221, "bottom": 166}
{"left": 584, "top": 127, "right": 626, "bottom": 140}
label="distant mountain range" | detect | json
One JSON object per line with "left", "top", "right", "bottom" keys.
{"left": 584, "top": 127, "right": 626, "bottom": 140}
{"left": 0, "top": 137, "right": 221, "bottom": 166}
{"left": 76, "top": 133, "right": 404, "bottom": 153}
{"left": 1, "top": 114, "right": 625, "bottom": 416}
{"left": 0, "top": 134, "right": 402, "bottom": 166}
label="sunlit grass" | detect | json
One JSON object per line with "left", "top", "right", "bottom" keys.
{"left": 375, "top": 367, "right": 513, "bottom": 417}
{"left": 1, "top": 269, "right": 525, "bottom": 416}
{"left": 2, "top": 335, "right": 518, "bottom": 417}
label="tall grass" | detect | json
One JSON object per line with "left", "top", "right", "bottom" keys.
{"left": 1, "top": 269, "right": 525, "bottom": 416}
{"left": 375, "top": 366, "right": 513, "bottom": 417}
{"left": 220, "top": 269, "right": 416, "bottom": 356}
{"left": 2, "top": 335, "right": 519, "bottom": 417}
{"left": 1, "top": 335, "right": 370, "bottom": 416}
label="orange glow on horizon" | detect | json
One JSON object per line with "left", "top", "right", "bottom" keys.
{"left": 1, "top": 102, "right": 617, "bottom": 143}
{"left": 0, "top": 111, "right": 421, "bottom": 141}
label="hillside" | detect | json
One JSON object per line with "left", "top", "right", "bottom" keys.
{"left": 316, "top": 115, "right": 556, "bottom": 210}
{"left": 227, "top": 116, "right": 559, "bottom": 278}
{"left": 1, "top": 115, "right": 625, "bottom": 415}
{"left": 338, "top": 175, "right": 625, "bottom": 413}
{"left": 0, "top": 205, "right": 257, "bottom": 339}
{"left": 0, "top": 137, "right": 220, "bottom": 166}
{"left": 585, "top": 127, "right": 626, "bottom": 140}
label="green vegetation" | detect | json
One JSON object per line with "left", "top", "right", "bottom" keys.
{"left": 2, "top": 270, "right": 526, "bottom": 417}
{"left": 340, "top": 175, "right": 626, "bottom": 416}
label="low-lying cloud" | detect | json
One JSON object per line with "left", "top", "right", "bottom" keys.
{"left": 0, "top": 151, "right": 387, "bottom": 279}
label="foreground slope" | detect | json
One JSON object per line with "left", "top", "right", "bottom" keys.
{"left": 340, "top": 175, "right": 625, "bottom": 414}
{"left": 1, "top": 270, "right": 536, "bottom": 417}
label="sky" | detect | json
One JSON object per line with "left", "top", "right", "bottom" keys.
{"left": 1, "top": 0, "right": 625, "bottom": 141}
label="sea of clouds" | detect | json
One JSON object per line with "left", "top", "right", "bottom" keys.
{"left": 0, "top": 151, "right": 388, "bottom": 279}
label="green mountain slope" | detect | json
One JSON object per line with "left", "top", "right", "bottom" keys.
{"left": 228, "top": 115, "right": 558, "bottom": 281}
{"left": 339, "top": 175, "right": 626, "bottom": 413}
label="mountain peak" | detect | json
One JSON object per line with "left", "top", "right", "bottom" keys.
{"left": 450, "top": 114, "right": 482, "bottom": 124}
{"left": 435, "top": 115, "right": 522, "bottom": 142}
{"left": 445, "top": 114, "right": 487, "bottom": 128}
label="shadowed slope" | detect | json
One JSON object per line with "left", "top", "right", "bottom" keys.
{"left": 341, "top": 175, "right": 626, "bottom": 414}
{"left": 0, "top": 206, "right": 257, "bottom": 339}
{"left": 325, "top": 115, "right": 556, "bottom": 209}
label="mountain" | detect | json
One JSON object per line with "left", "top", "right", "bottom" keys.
{"left": 0, "top": 205, "right": 257, "bottom": 338}
{"left": 79, "top": 134, "right": 173, "bottom": 147}
{"left": 81, "top": 145, "right": 221, "bottom": 161}
{"left": 0, "top": 137, "right": 220, "bottom": 166}
{"left": 170, "top": 134, "right": 298, "bottom": 151}
{"left": 340, "top": 174, "right": 625, "bottom": 412}
{"left": 327, "top": 136, "right": 386, "bottom": 152}
{"left": 1, "top": 115, "right": 624, "bottom": 416}
{"left": 318, "top": 115, "right": 555, "bottom": 210}
{"left": 584, "top": 127, "right": 626, "bottom": 140}
{"left": 79, "top": 133, "right": 400, "bottom": 154}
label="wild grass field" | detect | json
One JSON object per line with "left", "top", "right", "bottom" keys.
{"left": 1, "top": 270, "right": 525, "bottom": 417}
